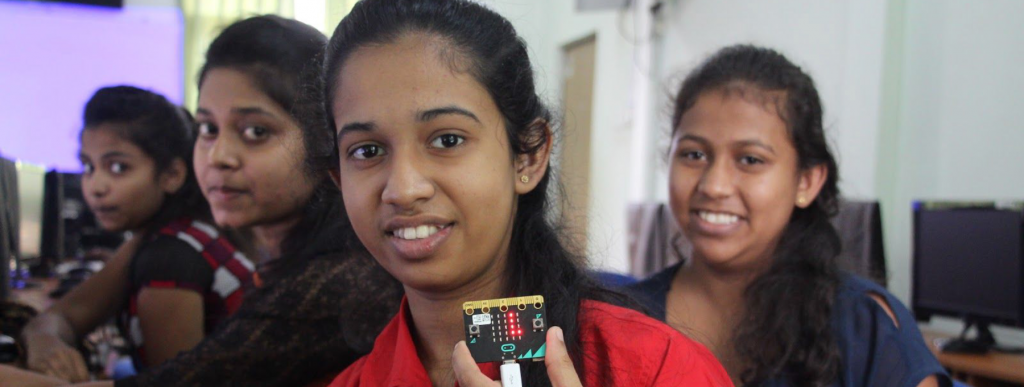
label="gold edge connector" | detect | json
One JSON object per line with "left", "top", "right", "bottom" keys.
{"left": 462, "top": 295, "right": 544, "bottom": 313}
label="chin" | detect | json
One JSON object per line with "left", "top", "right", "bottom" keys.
{"left": 98, "top": 220, "right": 126, "bottom": 233}
{"left": 212, "top": 211, "right": 250, "bottom": 228}
{"left": 691, "top": 243, "right": 745, "bottom": 266}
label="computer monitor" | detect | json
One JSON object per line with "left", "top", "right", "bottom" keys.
{"left": 39, "top": 171, "right": 122, "bottom": 273}
{"left": 912, "top": 201, "right": 1024, "bottom": 353}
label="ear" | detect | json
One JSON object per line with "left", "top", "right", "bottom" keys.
{"left": 795, "top": 163, "right": 828, "bottom": 209}
{"left": 160, "top": 158, "right": 188, "bottom": 194}
{"left": 513, "top": 119, "right": 553, "bottom": 195}
{"left": 328, "top": 168, "right": 342, "bottom": 190}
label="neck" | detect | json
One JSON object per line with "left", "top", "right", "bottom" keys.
{"left": 405, "top": 261, "right": 506, "bottom": 386}
{"left": 677, "top": 254, "right": 764, "bottom": 309}
{"left": 251, "top": 215, "right": 301, "bottom": 262}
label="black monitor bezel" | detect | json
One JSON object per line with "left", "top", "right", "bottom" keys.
{"left": 911, "top": 201, "right": 1024, "bottom": 328}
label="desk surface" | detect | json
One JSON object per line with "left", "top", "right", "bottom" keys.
{"left": 922, "top": 329, "right": 1024, "bottom": 384}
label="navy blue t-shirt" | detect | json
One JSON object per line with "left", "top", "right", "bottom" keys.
{"left": 628, "top": 263, "right": 951, "bottom": 387}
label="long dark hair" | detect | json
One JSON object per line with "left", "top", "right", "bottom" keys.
{"left": 672, "top": 45, "right": 842, "bottom": 386}
{"left": 199, "top": 15, "right": 349, "bottom": 271}
{"left": 81, "top": 85, "right": 205, "bottom": 231}
{"left": 323, "top": 1, "right": 633, "bottom": 385}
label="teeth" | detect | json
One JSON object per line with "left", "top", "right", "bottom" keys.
{"left": 698, "top": 211, "right": 739, "bottom": 225}
{"left": 394, "top": 225, "right": 440, "bottom": 240}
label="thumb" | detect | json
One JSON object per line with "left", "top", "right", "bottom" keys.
{"left": 452, "top": 341, "right": 501, "bottom": 387}
{"left": 544, "top": 327, "right": 582, "bottom": 387}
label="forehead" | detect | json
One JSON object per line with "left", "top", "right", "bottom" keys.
{"left": 331, "top": 34, "right": 496, "bottom": 124}
{"left": 80, "top": 125, "right": 145, "bottom": 156}
{"left": 677, "top": 88, "right": 791, "bottom": 144}
{"left": 198, "top": 68, "right": 286, "bottom": 114}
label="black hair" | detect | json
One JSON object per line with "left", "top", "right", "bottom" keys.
{"left": 672, "top": 44, "right": 842, "bottom": 386}
{"left": 199, "top": 15, "right": 343, "bottom": 266}
{"left": 81, "top": 85, "right": 206, "bottom": 230}
{"left": 323, "top": 1, "right": 635, "bottom": 385}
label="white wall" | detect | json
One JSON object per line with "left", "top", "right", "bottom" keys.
{"left": 880, "top": 0, "right": 1024, "bottom": 342}
{"left": 649, "top": 0, "right": 889, "bottom": 203}
{"left": 485, "top": 0, "right": 642, "bottom": 272}
{"left": 487, "top": 0, "right": 892, "bottom": 273}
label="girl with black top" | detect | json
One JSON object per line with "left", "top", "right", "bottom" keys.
{"left": 629, "top": 45, "right": 950, "bottom": 387}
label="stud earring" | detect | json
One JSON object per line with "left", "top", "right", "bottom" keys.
{"left": 797, "top": 196, "right": 807, "bottom": 206}
{"left": 520, "top": 175, "right": 530, "bottom": 184}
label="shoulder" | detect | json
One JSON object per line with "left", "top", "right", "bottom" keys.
{"left": 624, "top": 263, "right": 681, "bottom": 321}
{"left": 577, "top": 300, "right": 694, "bottom": 357}
{"left": 578, "top": 301, "right": 732, "bottom": 386}
{"left": 133, "top": 233, "right": 209, "bottom": 274}
{"left": 133, "top": 219, "right": 250, "bottom": 292}
{"left": 327, "top": 356, "right": 368, "bottom": 387}
{"left": 833, "top": 274, "right": 909, "bottom": 327}
{"left": 832, "top": 274, "right": 951, "bottom": 387}
{"left": 628, "top": 262, "right": 681, "bottom": 295}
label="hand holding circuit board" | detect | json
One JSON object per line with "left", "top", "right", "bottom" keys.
{"left": 454, "top": 295, "right": 584, "bottom": 387}
{"left": 462, "top": 295, "right": 548, "bottom": 363}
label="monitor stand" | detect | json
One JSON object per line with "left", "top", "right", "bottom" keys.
{"left": 941, "top": 319, "right": 996, "bottom": 354}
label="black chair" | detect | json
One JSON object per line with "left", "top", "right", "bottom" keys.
{"left": 832, "top": 200, "right": 888, "bottom": 287}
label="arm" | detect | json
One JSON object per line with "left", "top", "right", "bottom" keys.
{"left": 21, "top": 235, "right": 144, "bottom": 382}
{"left": 135, "top": 287, "right": 205, "bottom": 366}
{"left": 120, "top": 256, "right": 401, "bottom": 387}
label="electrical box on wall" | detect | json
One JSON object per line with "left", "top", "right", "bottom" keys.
{"left": 576, "top": 0, "right": 629, "bottom": 12}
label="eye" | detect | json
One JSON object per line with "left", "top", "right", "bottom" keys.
{"left": 350, "top": 144, "right": 386, "bottom": 160}
{"left": 429, "top": 134, "right": 465, "bottom": 149}
{"left": 242, "top": 126, "right": 270, "bottom": 141}
{"left": 197, "top": 122, "right": 218, "bottom": 137}
{"left": 739, "top": 155, "right": 764, "bottom": 165}
{"left": 82, "top": 162, "right": 94, "bottom": 175}
{"left": 109, "top": 162, "right": 128, "bottom": 174}
{"left": 679, "top": 150, "right": 706, "bottom": 161}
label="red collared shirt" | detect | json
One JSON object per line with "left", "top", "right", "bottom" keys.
{"left": 330, "top": 297, "right": 733, "bottom": 386}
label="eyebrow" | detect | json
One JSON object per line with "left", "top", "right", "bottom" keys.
{"left": 677, "top": 134, "right": 710, "bottom": 146}
{"left": 195, "top": 106, "right": 275, "bottom": 117}
{"left": 336, "top": 121, "right": 377, "bottom": 145}
{"left": 735, "top": 139, "right": 776, "bottom": 154}
{"left": 78, "top": 151, "right": 132, "bottom": 160}
{"left": 418, "top": 105, "right": 481, "bottom": 124}
{"left": 677, "top": 134, "right": 776, "bottom": 154}
{"left": 335, "top": 105, "right": 482, "bottom": 145}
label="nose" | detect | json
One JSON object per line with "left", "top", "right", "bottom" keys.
{"left": 697, "top": 158, "right": 736, "bottom": 200}
{"left": 381, "top": 150, "right": 434, "bottom": 210}
{"left": 83, "top": 172, "right": 110, "bottom": 199}
{"left": 204, "top": 135, "right": 241, "bottom": 171}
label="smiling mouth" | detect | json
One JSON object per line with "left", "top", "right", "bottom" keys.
{"left": 387, "top": 223, "right": 453, "bottom": 240}
{"left": 694, "top": 210, "right": 741, "bottom": 225}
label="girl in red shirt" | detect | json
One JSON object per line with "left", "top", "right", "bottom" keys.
{"left": 321, "top": 0, "right": 732, "bottom": 386}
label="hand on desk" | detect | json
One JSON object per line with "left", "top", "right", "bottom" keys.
{"left": 25, "top": 334, "right": 90, "bottom": 382}
{"left": 0, "top": 363, "right": 67, "bottom": 387}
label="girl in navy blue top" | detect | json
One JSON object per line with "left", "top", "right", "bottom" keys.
{"left": 629, "top": 45, "right": 951, "bottom": 387}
